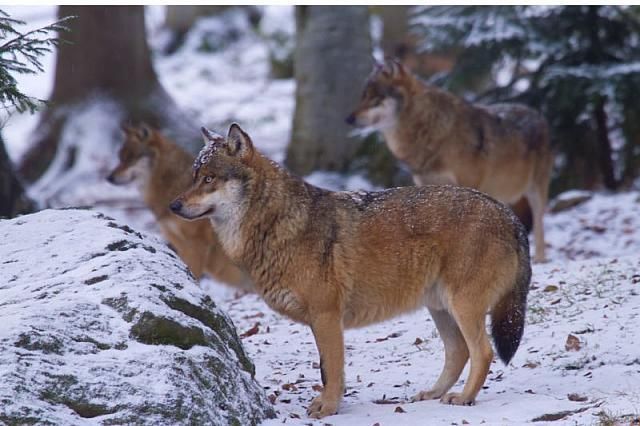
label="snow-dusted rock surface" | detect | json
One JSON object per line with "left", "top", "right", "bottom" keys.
{"left": 0, "top": 209, "right": 275, "bottom": 425}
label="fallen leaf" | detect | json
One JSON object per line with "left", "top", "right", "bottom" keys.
{"left": 543, "top": 285, "right": 559, "bottom": 292}
{"left": 240, "top": 322, "right": 260, "bottom": 338}
{"left": 565, "top": 334, "right": 582, "bottom": 351}
{"left": 567, "top": 393, "right": 588, "bottom": 402}
{"left": 414, "top": 337, "right": 424, "bottom": 345}
{"left": 373, "top": 395, "right": 400, "bottom": 405}
{"left": 394, "top": 406, "right": 406, "bottom": 413}
{"left": 311, "top": 384, "right": 323, "bottom": 392}
{"left": 282, "top": 383, "right": 298, "bottom": 392}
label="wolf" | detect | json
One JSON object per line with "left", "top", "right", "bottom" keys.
{"left": 170, "top": 123, "right": 532, "bottom": 418}
{"left": 107, "top": 123, "right": 251, "bottom": 289}
{"left": 346, "top": 60, "right": 552, "bottom": 262}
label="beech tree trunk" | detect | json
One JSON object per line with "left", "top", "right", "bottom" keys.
{"left": 378, "top": 6, "right": 412, "bottom": 60}
{"left": 19, "top": 6, "right": 198, "bottom": 183}
{"left": 285, "top": 6, "right": 373, "bottom": 175}
{"left": 0, "top": 133, "right": 34, "bottom": 218}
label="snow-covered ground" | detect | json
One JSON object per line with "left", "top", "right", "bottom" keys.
{"left": 2, "top": 6, "right": 639, "bottom": 425}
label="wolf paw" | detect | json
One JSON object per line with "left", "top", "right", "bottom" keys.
{"left": 440, "top": 392, "right": 475, "bottom": 406}
{"left": 411, "top": 389, "right": 445, "bottom": 402}
{"left": 306, "top": 394, "right": 339, "bottom": 419}
{"left": 533, "top": 254, "right": 548, "bottom": 264}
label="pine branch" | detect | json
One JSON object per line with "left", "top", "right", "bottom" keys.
{"left": 0, "top": 10, "right": 74, "bottom": 114}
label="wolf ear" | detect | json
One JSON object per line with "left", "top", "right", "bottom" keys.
{"left": 227, "top": 123, "right": 254, "bottom": 159}
{"left": 120, "top": 121, "right": 135, "bottom": 134}
{"left": 384, "top": 58, "right": 406, "bottom": 78}
{"left": 200, "top": 126, "right": 225, "bottom": 146}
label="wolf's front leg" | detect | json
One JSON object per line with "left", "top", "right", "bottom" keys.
{"left": 307, "top": 312, "right": 345, "bottom": 419}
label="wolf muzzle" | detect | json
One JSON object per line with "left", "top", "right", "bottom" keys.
{"left": 169, "top": 200, "right": 183, "bottom": 213}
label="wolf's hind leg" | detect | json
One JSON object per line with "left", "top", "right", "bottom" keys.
{"left": 525, "top": 187, "right": 547, "bottom": 263}
{"left": 412, "top": 307, "right": 468, "bottom": 402}
{"left": 440, "top": 300, "right": 493, "bottom": 406}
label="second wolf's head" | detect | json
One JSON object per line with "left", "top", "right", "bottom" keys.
{"left": 107, "top": 123, "right": 159, "bottom": 187}
{"left": 346, "top": 59, "right": 412, "bottom": 131}
{"left": 170, "top": 123, "right": 255, "bottom": 226}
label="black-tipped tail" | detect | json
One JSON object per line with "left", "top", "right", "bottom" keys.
{"left": 491, "top": 224, "right": 531, "bottom": 364}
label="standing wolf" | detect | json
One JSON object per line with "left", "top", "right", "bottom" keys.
{"left": 107, "top": 123, "right": 251, "bottom": 289}
{"left": 347, "top": 60, "right": 552, "bottom": 262}
{"left": 171, "top": 123, "right": 532, "bottom": 418}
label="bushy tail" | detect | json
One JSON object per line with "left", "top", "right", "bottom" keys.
{"left": 490, "top": 224, "right": 532, "bottom": 364}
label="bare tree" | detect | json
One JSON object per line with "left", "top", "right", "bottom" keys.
{"left": 19, "top": 6, "right": 198, "bottom": 182}
{"left": 285, "top": 6, "right": 373, "bottom": 175}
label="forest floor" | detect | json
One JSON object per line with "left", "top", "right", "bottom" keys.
{"left": 3, "top": 6, "right": 640, "bottom": 426}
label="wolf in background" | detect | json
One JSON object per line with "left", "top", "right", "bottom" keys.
{"left": 347, "top": 60, "right": 552, "bottom": 262}
{"left": 171, "top": 123, "right": 531, "bottom": 418}
{"left": 107, "top": 123, "right": 251, "bottom": 289}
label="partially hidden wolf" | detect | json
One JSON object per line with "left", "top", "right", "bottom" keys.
{"left": 107, "top": 123, "right": 251, "bottom": 289}
{"left": 170, "top": 123, "right": 532, "bottom": 418}
{"left": 347, "top": 60, "right": 552, "bottom": 262}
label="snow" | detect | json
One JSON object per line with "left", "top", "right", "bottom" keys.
{"left": 1, "top": 6, "right": 639, "bottom": 425}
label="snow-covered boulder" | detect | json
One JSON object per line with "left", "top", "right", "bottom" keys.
{"left": 0, "top": 209, "right": 274, "bottom": 425}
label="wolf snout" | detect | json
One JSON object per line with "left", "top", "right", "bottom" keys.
{"left": 106, "top": 173, "right": 115, "bottom": 184}
{"left": 345, "top": 113, "right": 356, "bottom": 125}
{"left": 169, "top": 199, "right": 183, "bottom": 213}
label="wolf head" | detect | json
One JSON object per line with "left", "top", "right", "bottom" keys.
{"left": 170, "top": 123, "right": 255, "bottom": 223}
{"left": 346, "top": 59, "right": 411, "bottom": 130}
{"left": 107, "top": 123, "right": 159, "bottom": 186}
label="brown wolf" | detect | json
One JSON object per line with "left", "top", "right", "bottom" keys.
{"left": 171, "top": 123, "right": 531, "bottom": 418}
{"left": 107, "top": 123, "right": 251, "bottom": 289}
{"left": 346, "top": 60, "right": 552, "bottom": 262}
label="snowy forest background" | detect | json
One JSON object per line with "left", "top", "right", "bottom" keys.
{"left": 1, "top": 5, "right": 640, "bottom": 426}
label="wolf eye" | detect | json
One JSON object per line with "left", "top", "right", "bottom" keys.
{"left": 204, "top": 176, "right": 214, "bottom": 184}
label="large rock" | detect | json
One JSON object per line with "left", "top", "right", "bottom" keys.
{"left": 0, "top": 209, "right": 274, "bottom": 425}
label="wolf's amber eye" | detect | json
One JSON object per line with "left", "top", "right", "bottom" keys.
{"left": 204, "top": 176, "right": 214, "bottom": 184}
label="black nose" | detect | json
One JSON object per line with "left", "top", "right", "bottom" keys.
{"left": 106, "top": 173, "right": 115, "bottom": 184}
{"left": 169, "top": 200, "right": 182, "bottom": 213}
{"left": 345, "top": 113, "right": 356, "bottom": 125}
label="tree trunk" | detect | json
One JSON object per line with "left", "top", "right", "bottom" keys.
{"left": 19, "top": 6, "right": 198, "bottom": 183}
{"left": 593, "top": 97, "right": 617, "bottom": 190}
{"left": 285, "top": 6, "right": 373, "bottom": 175}
{"left": 0, "top": 133, "right": 34, "bottom": 218}
{"left": 378, "top": 6, "right": 411, "bottom": 60}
